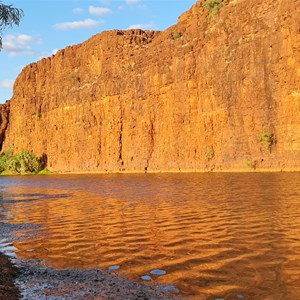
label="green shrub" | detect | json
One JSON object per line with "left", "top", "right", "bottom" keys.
{"left": 17, "top": 150, "right": 41, "bottom": 173}
{"left": 205, "top": 145, "right": 215, "bottom": 160}
{"left": 0, "top": 152, "right": 9, "bottom": 173}
{"left": 38, "top": 168, "right": 51, "bottom": 175}
{"left": 34, "top": 112, "right": 41, "bottom": 120}
{"left": 246, "top": 158, "right": 256, "bottom": 170}
{"left": 203, "top": 0, "right": 225, "bottom": 15}
{"left": 172, "top": 31, "right": 182, "bottom": 41}
{"left": 259, "top": 132, "right": 274, "bottom": 150}
{"left": 7, "top": 156, "right": 21, "bottom": 173}
{"left": 0, "top": 150, "right": 17, "bottom": 173}
{"left": 0, "top": 169, "right": 14, "bottom": 176}
{"left": 0, "top": 150, "right": 44, "bottom": 174}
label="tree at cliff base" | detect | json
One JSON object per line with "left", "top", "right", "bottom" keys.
{"left": 0, "top": 150, "right": 49, "bottom": 175}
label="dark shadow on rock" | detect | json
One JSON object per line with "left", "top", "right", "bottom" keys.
{"left": 39, "top": 153, "right": 48, "bottom": 170}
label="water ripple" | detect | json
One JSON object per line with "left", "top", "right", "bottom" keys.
{"left": 1, "top": 173, "right": 300, "bottom": 299}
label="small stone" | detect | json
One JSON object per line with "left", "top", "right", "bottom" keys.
{"left": 140, "top": 275, "right": 152, "bottom": 281}
{"left": 108, "top": 265, "right": 120, "bottom": 271}
{"left": 150, "top": 269, "right": 166, "bottom": 275}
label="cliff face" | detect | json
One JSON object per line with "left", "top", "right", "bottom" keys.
{"left": 0, "top": 102, "right": 9, "bottom": 151}
{"left": 1, "top": 0, "right": 300, "bottom": 172}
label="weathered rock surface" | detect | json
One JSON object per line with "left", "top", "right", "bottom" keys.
{"left": 0, "top": 101, "right": 9, "bottom": 150}
{"left": 1, "top": 0, "right": 299, "bottom": 172}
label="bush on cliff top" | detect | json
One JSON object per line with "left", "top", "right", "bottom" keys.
{"left": 0, "top": 150, "right": 46, "bottom": 175}
{"left": 203, "top": 0, "right": 225, "bottom": 15}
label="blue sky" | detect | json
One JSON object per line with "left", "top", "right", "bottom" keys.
{"left": 0, "top": 0, "right": 196, "bottom": 103}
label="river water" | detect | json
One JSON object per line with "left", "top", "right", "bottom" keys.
{"left": 0, "top": 173, "right": 300, "bottom": 299}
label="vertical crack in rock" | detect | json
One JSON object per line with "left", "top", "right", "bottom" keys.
{"left": 118, "top": 105, "right": 124, "bottom": 170}
{"left": 262, "top": 41, "right": 276, "bottom": 131}
{"left": 145, "top": 117, "right": 155, "bottom": 172}
{"left": 97, "top": 118, "right": 102, "bottom": 162}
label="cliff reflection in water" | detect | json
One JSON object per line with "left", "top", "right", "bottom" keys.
{"left": 1, "top": 173, "right": 300, "bottom": 299}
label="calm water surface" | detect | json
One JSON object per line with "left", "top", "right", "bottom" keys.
{"left": 0, "top": 173, "right": 300, "bottom": 299}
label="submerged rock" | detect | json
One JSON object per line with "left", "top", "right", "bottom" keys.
{"left": 108, "top": 265, "right": 120, "bottom": 271}
{"left": 150, "top": 269, "right": 167, "bottom": 275}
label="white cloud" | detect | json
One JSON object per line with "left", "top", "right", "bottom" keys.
{"left": 52, "top": 49, "right": 58, "bottom": 55}
{"left": 0, "top": 80, "right": 14, "bottom": 89}
{"left": 126, "top": 0, "right": 141, "bottom": 4}
{"left": 73, "top": 7, "right": 84, "bottom": 14}
{"left": 88, "top": 6, "right": 112, "bottom": 16}
{"left": 127, "top": 23, "right": 155, "bottom": 30}
{"left": 2, "top": 34, "right": 42, "bottom": 56}
{"left": 54, "top": 19, "right": 102, "bottom": 30}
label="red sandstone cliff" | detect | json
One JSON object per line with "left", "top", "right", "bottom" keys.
{"left": 1, "top": 0, "right": 299, "bottom": 172}
{"left": 0, "top": 101, "right": 9, "bottom": 150}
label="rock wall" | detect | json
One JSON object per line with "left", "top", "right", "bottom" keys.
{"left": 1, "top": 0, "right": 300, "bottom": 172}
{"left": 0, "top": 101, "right": 9, "bottom": 151}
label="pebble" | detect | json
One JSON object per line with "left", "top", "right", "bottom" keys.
{"left": 108, "top": 265, "right": 120, "bottom": 271}
{"left": 140, "top": 275, "right": 152, "bottom": 281}
{"left": 150, "top": 269, "right": 166, "bottom": 275}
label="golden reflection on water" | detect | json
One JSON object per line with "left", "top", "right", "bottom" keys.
{"left": 1, "top": 173, "right": 300, "bottom": 299}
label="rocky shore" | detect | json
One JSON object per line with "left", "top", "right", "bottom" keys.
{"left": 14, "top": 260, "right": 180, "bottom": 300}
{"left": 0, "top": 223, "right": 180, "bottom": 300}
{"left": 0, "top": 253, "right": 19, "bottom": 300}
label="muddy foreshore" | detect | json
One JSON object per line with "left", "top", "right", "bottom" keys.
{"left": 0, "top": 223, "right": 180, "bottom": 300}
{"left": 0, "top": 252, "right": 19, "bottom": 300}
